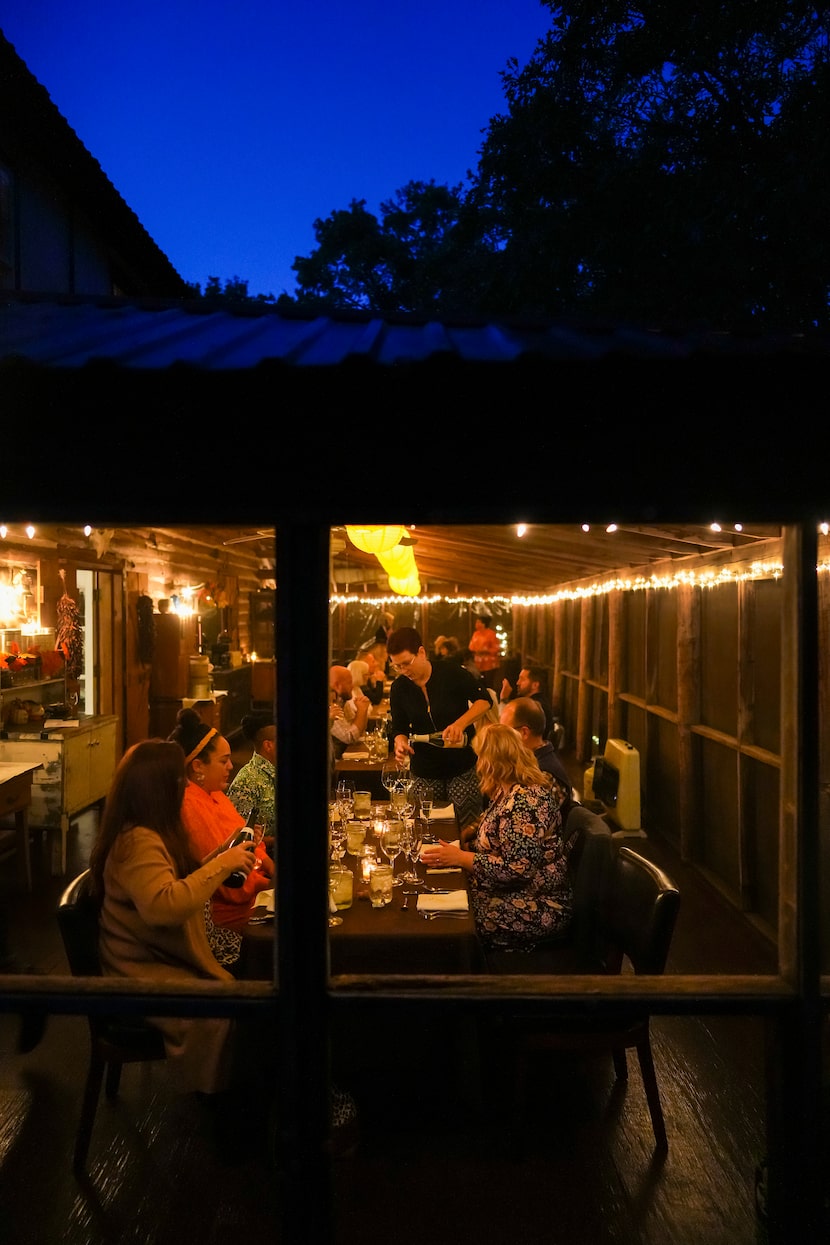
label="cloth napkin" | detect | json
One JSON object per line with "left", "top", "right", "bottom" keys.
{"left": 424, "top": 840, "right": 461, "bottom": 873}
{"left": 254, "top": 889, "right": 275, "bottom": 913}
{"left": 341, "top": 749, "right": 368, "bottom": 760}
{"left": 428, "top": 804, "right": 456, "bottom": 819}
{"left": 416, "top": 890, "right": 469, "bottom": 914}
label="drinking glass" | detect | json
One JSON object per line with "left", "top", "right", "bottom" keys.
{"left": 399, "top": 821, "right": 422, "bottom": 884}
{"left": 336, "top": 778, "right": 355, "bottom": 824}
{"left": 381, "top": 822, "right": 403, "bottom": 885}
{"left": 345, "top": 822, "right": 367, "bottom": 858}
{"left": 381, "top": 760, "right": 399, "bottom": 795}
{"left": 353, "top": 790, "right": 372, "bottom": 819}
{"left": 389, "top": 784, "right": 407, "bottom": 817}
{"left": 368, "top": 864, "right": 394, "bottom": 907}
{"left": 328, "top": 876, "right": 343, "bottom": 927}
{"left": 420, "top": 797, "right": 434, "bottom": 842}
{"left": 329, "top": 823, "right": 346, "bottom": 863}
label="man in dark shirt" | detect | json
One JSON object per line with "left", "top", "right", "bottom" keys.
{"left": 500, "top": 696, "right": 576, "bottom": 822}
{"left": 499, "top": 664, "right": 555, "bottom": 739}
{"left": 388, "top": 626, "right": 491, "bottom": 829}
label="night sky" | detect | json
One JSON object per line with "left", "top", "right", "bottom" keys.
{"left": 1, "top": 2, "right": 550, "bottom": 299}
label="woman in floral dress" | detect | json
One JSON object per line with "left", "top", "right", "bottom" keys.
{"left": 419, "top": 723, "right": 572, "bottom": 951}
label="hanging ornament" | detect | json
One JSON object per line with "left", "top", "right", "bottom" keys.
{"left": 55, "top": 569, "right": 83, "bottom": 681}
{"left": 345, "top": 525, "right": 406, "bottom": 555}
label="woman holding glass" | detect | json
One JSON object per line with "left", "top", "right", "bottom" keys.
{"left": 419, "top": 724, "right": 572, "bottom": 951}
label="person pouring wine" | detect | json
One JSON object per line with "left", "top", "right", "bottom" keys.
{"left": 387, "top": 626, "right": 491, "bottom": 831}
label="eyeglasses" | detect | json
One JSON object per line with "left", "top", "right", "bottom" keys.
{"left": 390, "top": 654, "right": 417, "bottom": 673}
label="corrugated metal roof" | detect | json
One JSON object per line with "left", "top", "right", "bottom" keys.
{"left": 1, "top": 294, "right": 826, "bottom": 371}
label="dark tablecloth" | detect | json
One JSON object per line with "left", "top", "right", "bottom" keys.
{"left": 239, "top": 853, "right": 483, "bottom": 979}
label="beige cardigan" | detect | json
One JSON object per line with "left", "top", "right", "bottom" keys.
{"left": 99, "top": 825, "right": 236, "bottom": 1093}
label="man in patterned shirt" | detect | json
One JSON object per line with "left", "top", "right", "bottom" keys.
{"left": 228, "top": 711, "right": 276, "bottom": 851}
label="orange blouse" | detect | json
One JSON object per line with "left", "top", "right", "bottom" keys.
{"left": 181, "top": 780, "right": 271, "bottom": 931}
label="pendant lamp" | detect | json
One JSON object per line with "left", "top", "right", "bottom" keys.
{"left": 345, "top": 525, "right": 406, "bottom": 555}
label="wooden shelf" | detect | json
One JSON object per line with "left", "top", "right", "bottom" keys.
{"left": 0, "top": 677, "right": 65, "bottom": 696}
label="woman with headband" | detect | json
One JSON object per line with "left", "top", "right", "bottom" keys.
{"left": 169, "top": 708, "right": 274, "bottom": 946}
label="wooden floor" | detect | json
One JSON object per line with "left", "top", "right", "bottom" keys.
{"left": 0, "top": 795, "right": 778, "bottom": 1245}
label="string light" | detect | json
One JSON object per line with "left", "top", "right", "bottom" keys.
{"left": 330, "top": 559, "right": 794, "bottom": 607}
{"left": 516, "top": 524, "right": 528, "bottom": 538}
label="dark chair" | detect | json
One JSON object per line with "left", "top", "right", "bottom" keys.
{"left": 511, "top": 845, "right": 681, "bottom": 1151}
{"left": 56, "top": 869, "right": 167, "bottom": 1175}
{"left": 483, "top": 804, "right": 614, "bottom": 975}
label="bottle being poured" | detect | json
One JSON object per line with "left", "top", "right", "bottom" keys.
{"left": 409, "top": 730, "right": 468, "bottom": 749}
{"left": 224, "top": 804, "right": 259, "bottom": 888}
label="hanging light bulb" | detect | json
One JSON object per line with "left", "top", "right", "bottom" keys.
{"left": 345, "top": 525, "right": 406, "bottom": 555}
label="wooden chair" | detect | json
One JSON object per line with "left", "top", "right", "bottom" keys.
{"left": 56, "top": 869, "right": 167, "bottom": 1175}
{"left": 511, "top": 845, "right": 681, "bottom": 1151}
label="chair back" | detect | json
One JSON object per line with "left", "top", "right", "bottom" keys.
{"left": 57, "top": 869, "right": 103, "bottom": 978}
{"left": 563, "top": 806, "right": 615, "bottom": 968}
{"left": 599, "top": 846, "right": 680, "bottom": 976}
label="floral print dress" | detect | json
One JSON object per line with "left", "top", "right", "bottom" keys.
{"left": 470, "top": 783, "right": 572, "bottom": 950}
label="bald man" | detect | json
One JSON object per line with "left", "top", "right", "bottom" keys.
{"left": 329, "top": 665, "right": 371, "bottom": 757}
{"left": 500, "top": 696, "right": 575, "bottom": 821}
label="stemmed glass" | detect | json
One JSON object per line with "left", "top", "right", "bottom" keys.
{"left": 328, "top": 876, "right": 343, "bottom": 927}
{"left": 329, "top": 821, "right": 346, "bottom": 864}
{"left": 420, "top": 797, "right": 434, "bottom": 842}
{"left": 336, "top": 777, "right": 355, "bottom": 824}
{"left": 399, "top": 819, "right": 422, "bottom": 885}
{"left": 380, "top": 822, "right": 403, "bottom": 885}
{"left": 381, "top": 760, "right": 399, "bottom": 798}
{"left": 389, "top": 781, "right": 408, "bottom": 818}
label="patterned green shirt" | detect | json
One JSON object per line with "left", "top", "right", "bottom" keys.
{"left": 228, "top": 751, "right": 276, "bottom": 837}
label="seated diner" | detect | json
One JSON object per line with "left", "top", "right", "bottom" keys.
{"left": 90, "top": 740, "right": 259, "bottom": 1094}
{"left": 420, "top": 723, "right": 572, "bottom": 951}
{"left": 169, "top": 708, "right": 274, "bottom": 942}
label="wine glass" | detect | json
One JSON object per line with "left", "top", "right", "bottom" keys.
{"left": 381, "top": 760, "right": 399, "bottom": 796}
{"left": 400, "top": 820, "right": 422, "bottom": 884}
{"left": 328, "top": 876, "right": 343, "bottom": 927}
{"left": 389, "top": 782, "right": 408, "bottom": 817}
{"left": 380, "top": 822, "right": 403, "bottom": 885}
{"left": 336, "top": 777, "right": 355, "bottom": 824}
{"left": 420, "top": 797, "right": 434, "bottom": 842}
{"left": 329, "top": 822, "right": 346, "bottom": 864}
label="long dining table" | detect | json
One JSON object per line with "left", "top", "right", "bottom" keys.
{"left": 238, "top": 812, "right": 484, "bottom": 980}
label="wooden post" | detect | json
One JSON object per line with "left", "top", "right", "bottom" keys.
{"left": 607, "top": 589, "right": 623, "bottom": 740}
{"left": 765, "top": 523, "right": 822, "bottom": 1241}
{"left": 737, "top": 580, "right": 755, "bottom": 910}
{"left": 676, "top": 582, "right": 700, "bottom": 863}
{"left": 575, "top": 600, "right": 593, "bottom": 762}
{"left": 552, "top": 600, "right": 564, "bottom": 717}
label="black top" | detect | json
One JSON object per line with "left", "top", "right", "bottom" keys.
{"left": 390, "top": 660, "right": 488, "bottom": 780}
{"left": 534, "top": 741, "right": 576, "bottom": 822}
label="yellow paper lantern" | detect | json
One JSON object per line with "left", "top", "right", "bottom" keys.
{"left": 377, "top": 542, "right": 416, "bottom": 576}
{"left": 345, "top": 525, "right": 406, "bottom": 555}
{"left": 388, "top": 572, "right": 421, "bottom": 596}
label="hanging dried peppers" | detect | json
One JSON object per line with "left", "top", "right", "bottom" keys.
{"left": 56, "top": 574, "right": 83, "bottom": 680}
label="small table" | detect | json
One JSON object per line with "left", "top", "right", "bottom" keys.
{"left": 0, "top": 761, "right": 41, "bottom": 891}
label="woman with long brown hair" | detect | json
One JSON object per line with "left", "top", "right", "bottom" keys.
{"left": 90, "top": 739, "right": 257, "bottom": 1094}
{"left": 420, "top": 723, "right": 572, "bottom": 951}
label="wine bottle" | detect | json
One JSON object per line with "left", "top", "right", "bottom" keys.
{"left": 409, "top": 731, "right": 468, "bottom": 749}
{"left": 224, "top": 805, "right": 258, "bottom": 888}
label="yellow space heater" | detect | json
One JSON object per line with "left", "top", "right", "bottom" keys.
{"left": 592, "top": 738, "right": 642, "bottom": 833}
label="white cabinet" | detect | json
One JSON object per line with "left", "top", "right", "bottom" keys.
{"left": 0, "top": 714, "right": 118, "bottom": 873}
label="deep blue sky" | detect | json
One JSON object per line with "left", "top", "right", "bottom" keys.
{"left": 2, "top": 3, "right": 550, "bottom": 299}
